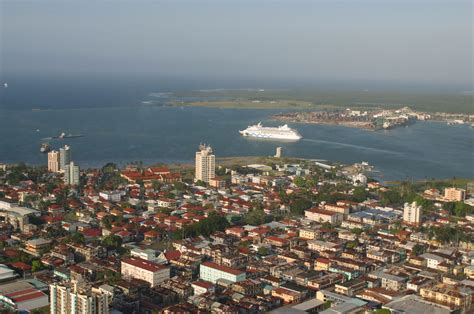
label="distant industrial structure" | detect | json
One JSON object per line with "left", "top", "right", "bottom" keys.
{"left": 274, "top": 147, "right": 282, "bottom": 158}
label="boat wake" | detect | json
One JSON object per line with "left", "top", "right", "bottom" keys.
{"left": 302, "top": 138, "right": 402, "bottom": 156}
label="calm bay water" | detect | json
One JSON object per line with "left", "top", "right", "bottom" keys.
{"left": 0, "top": 105, "right": 473, "bottom": 181}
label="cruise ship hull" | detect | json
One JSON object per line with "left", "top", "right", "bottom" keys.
{"left": 239, "top": 123, "right": 302, "bottom": 141}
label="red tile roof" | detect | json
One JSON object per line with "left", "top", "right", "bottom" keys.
{"left": 82, "top": 228, "right": 102, "bottom": 237}
{"left": 122, "top": 257, "right": 167, "bottom": 273}
{"left": 5, "top": 289, "right": 46, "bottom": 303}
{"left": 164, "top": 250, "right": 181, "bottom": 261}
{"left": 192, "top": 280, "right": 214, "bottom": 289}
{"left": 10, "top": 262, "right": 32, "bottom": 271}
{"left": 201, "top": 261, "right": 244, "bottom": 276}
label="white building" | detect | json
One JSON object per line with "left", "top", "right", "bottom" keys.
{"left": 130, "top": 248, "right": 159, "bottom": 262}
{"left": 0, "top": 264, "right": 17, "bottom": 281}
{"left": 444, "top": 187, "right": 466, "bottom": 202}
{"left": 275, "top": 147, "right": 282, "bottom": 158}
{"left": 403, "top": 202, "right": 422, "bottom": 226}
{"left": 99, "top": 191, "right": 122, "bottom": 202}
{"left": 48, "top": 150, "right": 60, "bottom": 173}
{"left": 157, "top": 198, "right": 177, "bottom": 208}
{"left": 195, "top": 144, "right": 215, "bottom": 183}
{"left": 352, "top": 173, "right": 367, "bottom": 186}
{"left": 121, "top": 257, "right": 170, "bottom": 287}
{"left": 420, "top": 253, "right": 446, "bottom": 270}
{"left": 308, "top": 240, "right": 340, "bottom": 252}
{"left": 192, "top": 280, "right": 215, "bottom": 295}
{"left": 50, "top": 283, "right": 109, "bottom": 314}
{"left": 199, "top": 261, "right": 246, "bottom": 283}
{"left": 59, "top": 145, "right": 71, "bottom": 171}
{"left": 64, "top": 161, "right": 80, "bottom": 185}
{"left": 0, "top": 201, "right": 40, "bottom": 231}
{"left": 305, "top": 207, "right": 343, "bottom": 224}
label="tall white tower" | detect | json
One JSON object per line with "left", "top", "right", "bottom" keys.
{"left": 48, "top": 150, "right": 60, "bottom": 172}
{"left": 403, "top": 202, "right": 422, "bottom": 226}
{"left": 64, "top": 161, "right": 80, "bottom": 185}
{"left": 195, "top": 144, "right": 215, "bottom": 183}
{"left": 59, "top": 145, "right": 71, "bottom": 171}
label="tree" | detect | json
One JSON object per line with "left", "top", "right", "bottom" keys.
{"left": 195, "top": 180, "right": 207, "bottom": 187}
{"left": 31, "top": 260, "right": 43, "bottom": 272}
{"left": 257, "top": 247, "right": 270, "bottom": 256}
{"left": 352, "top": 187, "right": 369, "bottom": 202}
{"left": 101, "top": 163, "right": 117, "bottom": 174}
{"left": 173, "top": 211, "right": 230, "bottom": 239}
{"left": 351, "top": 228, "right": 363, "bottom": 236}
{"left": 346, "top": 241, "right": 358, "bottom": 249}
{"left": 289, "top": 198, "right": 312, "bottom": 215}
{"left": 65, "top": 232, "right": 85, "bottom": 245}
{"left": 442, "top": 202, "right": 455, "bottom": 214}
{"left": 379, "top": 190, "right": 402, "bottom": 206}
{"left": 152, "top": 180, "right": 163, "bottom": 190}
{"left": 293, "top": 177, "right": 306, "bottom": 188}
{"left": 173, "top": 182, "right": 187, "bottom": 191}
{"left": 102, "top": 235, "right": 122, "bottom": 250}
{"left": 454, "top": 202, "right": 472, "bottom": 217}
{"left": 412, "top": 244, "right": 424, "bottom": 256}
{"left": 244, "top": 209, "right": 267, "bottom": 225}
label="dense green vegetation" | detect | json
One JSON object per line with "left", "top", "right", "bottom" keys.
{"left": 172, "top": 89, "right": 474, "bottom": 114}
{"left": 172, "top": 211, "right": 229, "bottom": 239}
{"left": 421, "top": 225, "right": 472, "bottom": 244}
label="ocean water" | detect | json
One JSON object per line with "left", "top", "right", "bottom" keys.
{"left": 0, "top": 77, "right": 473, "bottom": 181}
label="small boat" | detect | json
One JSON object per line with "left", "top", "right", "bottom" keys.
{"left": 40, "top": 143, "right": 51, "bottom": 153}
{"left": 53, "top": 132, "right": 84, "bottom": 139}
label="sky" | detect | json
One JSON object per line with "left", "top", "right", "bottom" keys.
{"left": 1, "top": 0, "right": 472, "bottom": 89}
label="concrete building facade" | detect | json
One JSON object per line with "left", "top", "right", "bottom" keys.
{"left": 59, "top": 145, "right": 71, "bottom": 171}
{"left": 403, "top": 202, "right": 422, "bottom": 226}
{"left": 48, "top": 150, "right": 60, "bottom": 173}
{"left": 121, "top": 257, "right": 170, "bottom": 287}
{"left": 64, "top": 161, "right": 80, "bottom": 185}
{"left": 200, "top": 261, "right": 245, "bottom": 284}
{"left": 50, "top": 283, "right": 109, "bottom": 314}
{"left": 195, "top": 144, "right": 215, "bottom": 183}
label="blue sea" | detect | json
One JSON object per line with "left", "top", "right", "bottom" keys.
{"left": 0, "top": 76, "right": 473, "bottom": 181}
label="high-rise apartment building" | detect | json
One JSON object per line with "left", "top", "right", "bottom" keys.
{"left": 195, "top": 144, "right": 215, "bottom": 183}
{"left": 64, "top": 161, "right": 80, "bottom": 185}
{"left": 59, "top": 145, "right": 71, "bottom": 171}
{"left": 50, "top": 283, "right": 110, "bottom": 314}
{"left": 403, "top": 202, "right": 422, "bottom": 226}
{"left": 48, "top": 150, "right": 60, "bottom": 172}
{"left": 444, "top": 187, "right": 466, "bottom": 202}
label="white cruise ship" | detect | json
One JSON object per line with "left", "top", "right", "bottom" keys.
{"left": 239, "top": 123, "right": 302, "bottom": 141}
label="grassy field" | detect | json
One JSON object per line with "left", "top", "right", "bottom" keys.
{"left": 171, "top": 89, "right": 473, "bottom": 114}
{"left": 171, "top": 99, "right": 326, "bottom": 110}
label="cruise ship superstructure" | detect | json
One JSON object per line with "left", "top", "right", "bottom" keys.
{"left": 239, "top": 123, "right": 302, "bottom": 141}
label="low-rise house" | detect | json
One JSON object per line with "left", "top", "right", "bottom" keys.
{"left": 200, "top": 261, "right": 246, "bottom": 284}
{"left": 305, "top": 208, "right": 343, "bottom": 224}
{"left": 121, "top": 257, "right": 170, "bottom": 287}
{"left": 420, "top": 283, "right": 474, "bottom": 313}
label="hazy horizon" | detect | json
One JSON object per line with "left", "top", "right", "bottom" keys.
{"left": 1, "top": 0, "right": 473, "bottom": 91}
